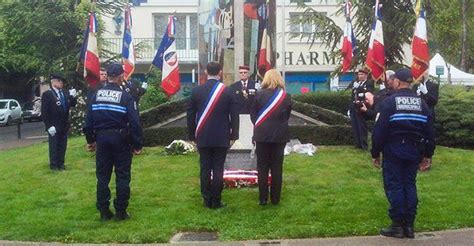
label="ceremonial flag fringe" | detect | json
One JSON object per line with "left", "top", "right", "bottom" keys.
{"left": 411, "top": 10, "right": 430, "bottom": 82}
{"left": 152, "top": 15, "right": 181, "bottom": 96}
{"left": 122, "top": 6, "right": 135, "bottom": 80}
{"left": 365, "top": 0, "right": 385, "bottom": 82}
{"left": 82, "top": 12, "right": 100, "bottom": 88}
{"left": 341, "top": 0, "right": 356, "bottom": 73}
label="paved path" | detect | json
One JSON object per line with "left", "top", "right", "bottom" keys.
{"left": 0, "top": 121, "right": 47, "bottom": 151}
{"left": 0, "top": 228, "right": 473, "bottom": 245}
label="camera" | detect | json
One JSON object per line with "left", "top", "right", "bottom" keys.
{"left": 353, "top": 92, "right": 366, "bottom": 109}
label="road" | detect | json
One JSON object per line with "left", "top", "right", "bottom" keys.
{"left": 0, "top": 121, "right": 47, "bottom": 151}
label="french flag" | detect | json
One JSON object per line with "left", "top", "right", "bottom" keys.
{"left": 152, "top": 15, "right": 180, "bottom": 97}
{"left": 365, "top": 0, "right": 385, "bottom": 82}
{"left": 122, "top": 6, "right": 135, "bottom": 80}
{"left": 341, "top": 0, "right": 356, "bottom": 73}
{"left": 411, "top": 10, "right": 429, "bottom": 82}
{"left": 257, "top": 2, "right": 272, "bottom": 77}
{"left": 83, "top": 12, "right": 100, "bottom": 89}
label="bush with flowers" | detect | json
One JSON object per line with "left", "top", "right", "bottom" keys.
{"left": 69, "top": 89, "right": 87, "bottom": 136}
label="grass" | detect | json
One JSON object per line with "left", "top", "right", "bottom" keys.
{"left": 0, "top": 137, "right": 473, "bottom": 243}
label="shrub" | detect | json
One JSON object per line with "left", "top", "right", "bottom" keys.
{"left": 293, "top": 91, "right": 351, "bottom": 114}
{"left": 69, "top": 90, "right": 87, "bottom": 136}
{"left": 139, "top": 85, "right": 168, "bottom": 111}
{"left": 292, "top": 100, "right": 350, "bottom": 125}
{"left": 143, "top": 125, "right": 353, "bottom": 146}
{"left": 140, "top": 98, "right": 188, "bottom": 128}
{"left": 435, "top": 85, "right": 474, "bottom": 148}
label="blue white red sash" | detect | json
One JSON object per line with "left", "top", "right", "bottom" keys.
{"left": 195, "top": 82, "right": 226, "bottom": 137}
{"left": 255, "top": 89, "right": 287, "bottom": 128}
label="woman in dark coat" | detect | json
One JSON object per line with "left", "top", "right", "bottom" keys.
{"left": 250, "top": 69, "right": 292, "bottom": 205}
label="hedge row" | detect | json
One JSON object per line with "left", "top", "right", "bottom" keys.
{"left": 140, "top": 98, "right": 188, "bottom": 128}
{"left": 143, "top": 125, "right": 354, "bottom": 147}
{"left": 293, "top": 91, "right": 351, "bottom": 115}
{"left": 292, "top": 100, "right": 350, "bottom": 126}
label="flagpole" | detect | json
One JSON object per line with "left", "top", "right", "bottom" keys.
{"left": 281, "top": 0, "right": 286, "bottom": 84}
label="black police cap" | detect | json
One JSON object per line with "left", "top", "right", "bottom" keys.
{"left": 107, "top": 63, "right": 124, "bottom": 77}
{"left": 394, "top": 68, "right": 414, "bottom": 83}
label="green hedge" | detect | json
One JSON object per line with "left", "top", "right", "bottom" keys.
{"left": 143, "top": 125, "right": 353, "bottom": 147}
{"left": 293, "top": 91, "right": 351, "bottom": 114}
{"left": 435, "top": 85, "right": 474, "bottom": 148}
{"left": 292, "top": 100, "right": 350, "bottom": 125}
{"left": 140, "top": 98, "right": 188, "bottom": 128}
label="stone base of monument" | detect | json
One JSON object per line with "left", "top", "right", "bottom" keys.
{"left": 225, "top": 114, "right": 256, "bottom": 169}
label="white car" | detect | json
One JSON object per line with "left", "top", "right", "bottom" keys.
{"left": 0, "top": 99, "right": 23, "bottom": 126}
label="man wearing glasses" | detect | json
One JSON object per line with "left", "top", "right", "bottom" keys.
{"left": 230, "top": 65, "right": 257, "bottom": 114}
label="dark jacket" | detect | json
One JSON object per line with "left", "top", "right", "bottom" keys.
{"left": 412, "top": 79, "right": 439, "bottom": 114}
{"left": 250, "top": 88, "right": 292, "bottom": 143}
{"left": 83, "top": 83, "right": 143, "bottom": 150}
{"left": 41, "top": 88, "right": 77, "bottom": 134}
{"left": 371, "top": 88, "right": 435, "bottom": 159}
{"left": 230, "top": 80, "right": 256, "bottom": 114}
{"left": 187, "top": 79, "right": 239, "bottom": 148}
{"left": 347, "top": 79, "right": 375, "bottom": 102}
{"left": 121, "top": 80, "right": 146, "bottom": 104}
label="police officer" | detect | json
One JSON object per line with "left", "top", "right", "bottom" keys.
{"left": 187, "top": 62, "right": 239, "bottom": 209}
{"left": 346, "top": 68, "right": 374, "bottom": 149}
{"left": 121, "top": 78, "right": 147, "bottom": 106}
{"left": 371, "top": 68, "right": 435, "bottom": 239}
{"left": 361, "top": 70, "right": 396, "bottom": 120}
{"left": 41, "top": 74, "right": 77, "bottom": 171}
{"left": 83, "top": 63, "right": 143, "bottom": 221}
{"left": 230, "top": 65, "right": 257, "bottom": 114}
{"left": 413, "top": 73, "right": 439, "bottom": 117}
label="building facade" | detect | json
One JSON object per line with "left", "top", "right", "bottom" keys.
{"left": 101, "top": 0, "right": 356, "bottom": 95}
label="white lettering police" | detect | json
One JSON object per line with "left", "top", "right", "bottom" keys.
{"left": 96, "top": 89, "right": 123, "bottom": 103}
{"left": 396, "top": 96, "right": 422, "bottom": 111}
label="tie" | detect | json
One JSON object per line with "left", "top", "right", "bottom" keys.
{"left": 242, "top": 81, "right": 247, "bottom": 91}
{"left": 59, "top": 90, "right": 66, "bottom": 110}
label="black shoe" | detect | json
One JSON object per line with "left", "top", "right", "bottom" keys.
{"left": 203, "top": 199, "right": 212, "bottom": 208}
{"left": 403, "top": 226, "right": 415, "bottom": 239}
{"left": 212, "top": 201, "right": 226, "bottom": 209}
{"left": 115, "top": 210, "right": 130, "bottom": 221}
{"left": 380, "top": 223, "right": 404, "bottom": 238}
{"left": 271, "top": 200, "right": 280, "bottom": 205}
{"left": 99, "top": 209, "right": 114, "bottom": 221}
{"left": 59, "top": 165, "right": 66, "bottom": 171}
{"left": 259, "top": 200, "right": 267, "bottom": 206}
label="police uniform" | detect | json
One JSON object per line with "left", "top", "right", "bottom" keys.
{"left": 41, "top": 74, "right": 77, "bottom": 170}
{"left": 83, "top": 64, "right": 143, "bottom": 221}
{"left": 347, "top": 69, "right": 374, "bottom": 149}
{"left": 250, "top": 88, "right": 292, "bottom": 205}
{"left": 186, "top": 75, "right": 239, "bottom": 209}
{"left": 371, "top": 68, "right": 435, "bottom": 238}
{"left": 121, "top": 80, "right": 146, "bottom": 105}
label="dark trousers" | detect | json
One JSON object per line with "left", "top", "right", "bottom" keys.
{"left": 48, "top": 132, "right": 68, "bottom": 169}
{"left": 198, "top": 147, "right": 228, "bottom": 206}
{"left": 382, "top": 142, "right": 420, "bottom": 225}
{"left": 350, "top": 106, "right": 368, "bottom": 149}
{"left": 256, "top": 142, "right": 286, "bottom": 204}
{"left": 95, "top": 133, "right": 132, "bottom": 212}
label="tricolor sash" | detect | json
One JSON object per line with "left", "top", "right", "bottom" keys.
{"left": 195, "top": 82, "right": 226, "bottom": 137}
{"left": 254, "top": 89, "right": 287, "bottom": 128}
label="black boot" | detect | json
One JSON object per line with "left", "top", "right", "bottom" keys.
{"left": 99, "top": 208, "right": 114, "bottom": 221}
{"left": 380, "top": 220, "right": 404, "bottom": 238}
{"left": 115, "top": 210, "right": 130, "bottom": 221}
{"left": 403, "top": 219, "right": 415, "bottom": 239}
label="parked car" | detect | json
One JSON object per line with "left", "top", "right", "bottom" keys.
{"left": 0, "top": 99, "right": 23, "bottom": 126}
{"left": 22, "top": 97, "right": 42, "bottom": 122}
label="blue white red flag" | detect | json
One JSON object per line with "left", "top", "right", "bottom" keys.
{"left": 82, "top": 12, "right": 100, "bottom": 88}
{"left": 365, "top": 0, "right": 385, "bottom": 81}
{"left": 341, "top": 0, "right": 356, "bottom": 73}
{"left": 152, "top": 15, "right": 180, "bottom": 96}
{"left": 195, "top": 82, "right": 226, "bottom": 137}
{"left": 254, "top": 89, "right": 287, "bottom": 128}
{"left": 411, "top": 10, "right": 429, "bottom": 82}
{"left": 122, "top": 6, "right": 135, "bottom": 80}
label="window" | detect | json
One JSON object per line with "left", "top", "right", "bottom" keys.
{"left": 289, "top": 12, "right": 327, "bottom": 41}
{"left": 10, "top": 101, "right": 18, "bottom": 109}
{"left": 154, "top": 13, "right": 198, "bottom": 50}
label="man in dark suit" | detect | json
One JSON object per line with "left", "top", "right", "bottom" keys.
{"left": 413, "top": 75, "right": 439, "bottom": 117}
{"left": 346, "top": 68, "right": 375, "bottom": 150}
{"left": 187, "top": 62, "right": 239, "bottom": 209}
{"left": 41, "top": 74, "right": 77, "bottom": 171}
{"left": 230, "top": 65, "right": 256, "bottom": 114}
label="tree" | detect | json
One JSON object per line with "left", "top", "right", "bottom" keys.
{"left": 290, "top": 0, "right": 417, "bottom": 73}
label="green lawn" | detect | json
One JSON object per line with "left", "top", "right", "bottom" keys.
{"left": 0, "top": 137, "right": 473, "bottom": 243}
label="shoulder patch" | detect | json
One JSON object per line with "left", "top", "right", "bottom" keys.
{"left": 395, "top": 96, "right": 422, "bottom": 111}
{"left": 96, "top": 89, "right": 123, "bottom": 104}
{"left": 375, "top": 112, "right": 380, "bottom": 122}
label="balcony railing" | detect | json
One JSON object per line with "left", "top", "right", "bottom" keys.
{"left": 103, "top": 38, "right": 198, "bottom": 63}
